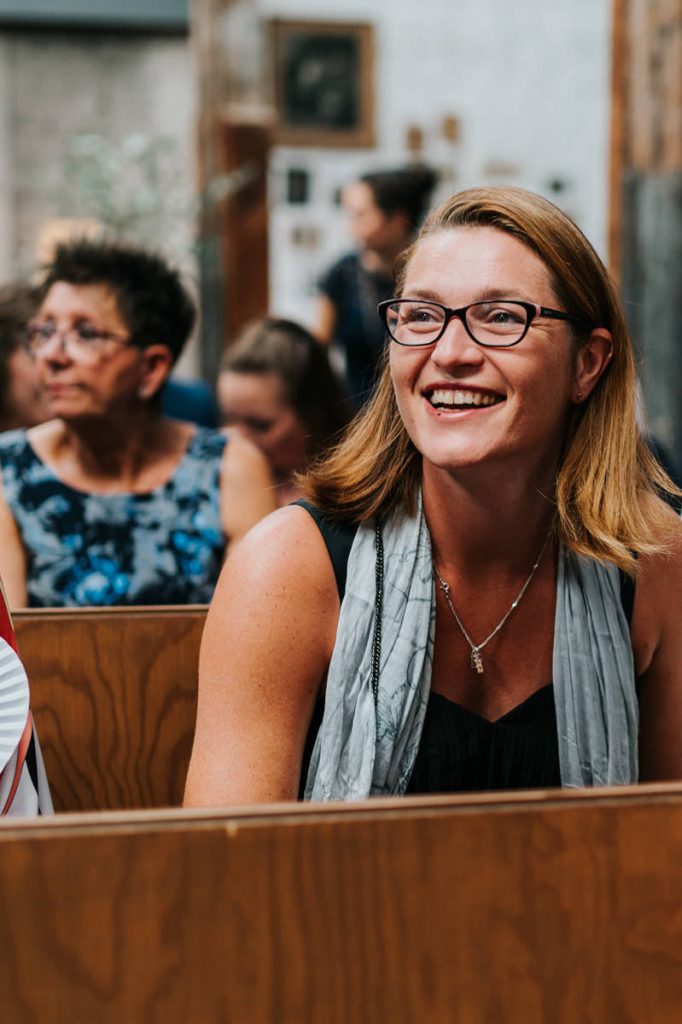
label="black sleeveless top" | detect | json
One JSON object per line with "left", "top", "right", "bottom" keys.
{"left": 297, "top": 502, "right": 635, "bottom": 795}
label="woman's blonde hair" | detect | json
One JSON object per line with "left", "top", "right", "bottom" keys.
{"left": 302, "top": 186, "right": 677, "bottom": 573}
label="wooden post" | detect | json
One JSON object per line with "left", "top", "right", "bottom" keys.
{"left": 191, "top": 0, "right": 272, "bottom": 380}
{"left": 608, "top": 0, "right": 628, "bottom": 280}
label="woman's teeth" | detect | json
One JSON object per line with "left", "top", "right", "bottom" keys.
{"left": 429, "top": 388, "right": 500, "bottom": 408}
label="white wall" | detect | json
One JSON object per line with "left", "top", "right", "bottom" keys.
{"left": 0, "top": 37, "right": 14, "bottom": 281}
{"left": 258, "top": 0, "right": 612, "bottom": 328}
{"left": 0, "top": 30, "right": 195, "bottom": 273}
{"left": 0, "top": 5, "right": 613, "bottom": 366}
{"left": 0, "top": 28, "right": 199, "bottom": 371}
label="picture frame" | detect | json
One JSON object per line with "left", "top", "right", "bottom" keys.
{"left": 270, "top": 19, "right": 375, "bottom": 148}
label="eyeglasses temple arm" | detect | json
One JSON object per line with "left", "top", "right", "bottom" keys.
{"left": 538, "top": 307, "right": 594, "bottom": 327}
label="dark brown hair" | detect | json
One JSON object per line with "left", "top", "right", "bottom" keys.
{"left": 0, "top": 281, "right": 40, "bottom": 418}
{"left": 40, "top": 238, "right": 196, "bottom": 365}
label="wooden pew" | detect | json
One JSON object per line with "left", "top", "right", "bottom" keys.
{"left": 13, "top": 606, "right": 207, "bottom": 813}
{"left": 1, "top": 784, "right": 682, "bottom": 1021}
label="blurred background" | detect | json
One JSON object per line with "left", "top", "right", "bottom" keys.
{"left": 0, "top": 0, "right": 679, "bottom": 457}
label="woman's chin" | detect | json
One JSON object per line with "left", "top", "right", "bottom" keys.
{"left": 418, "top": 438, "right": 497, "bottom": 474}
{"left": 48, "top": 403, "right": 99, "bottom": 424}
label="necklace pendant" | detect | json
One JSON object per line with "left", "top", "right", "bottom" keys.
{"left": 471, "top": 649, "right": 484, "bottom": 674}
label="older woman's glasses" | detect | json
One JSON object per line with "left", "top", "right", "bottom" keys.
{"left": 23, "top": 322, "right": 130, "bottom": 363}
{"left": 378, "top": 298, "right": 594, "bottom": 349}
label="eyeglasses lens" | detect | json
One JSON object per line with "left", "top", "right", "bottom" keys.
{"left": 24, "top": 325, "right": 110, "bottom": 363}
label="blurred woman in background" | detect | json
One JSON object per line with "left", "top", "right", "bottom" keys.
{"left": 218, "top": 317, "right": 351, "bottom": 506}
{"left": 0, "top": 282, "right": 50, "bottom": 431}
{"left": 0, "top": 238, "right": 275, "bottom": 608}
{"left": 316, "top": 163, "right": 437, "bottom": 408}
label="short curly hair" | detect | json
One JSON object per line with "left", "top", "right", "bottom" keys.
{"left": 40, "top": 238, "right": 196, "bottom": 365}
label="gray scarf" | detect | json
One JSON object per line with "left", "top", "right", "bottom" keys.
{"left": 305, "top": 492, "right": 638, "bottom": 800}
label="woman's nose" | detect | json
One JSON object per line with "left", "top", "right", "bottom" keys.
{"left": 430, "top": 315, "right": 484, "bottom": 368}
{"left": 40, "top": 331, "right": 70, "bottom": 363}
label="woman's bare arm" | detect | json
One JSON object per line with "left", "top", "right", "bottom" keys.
{"left": 220, "top": 430, "right": 277, "bottom": 544}
{"left": 312, "top": 295, "right": 336, "bottom": 346}
{"left": 634, "top": 514, "right": 682, "bottom": 780}
{"left": 183, "top": 505, "right": 339, "bottom": 807}
{"left": 0, "top": 480, "right": 27, "bottom": 608}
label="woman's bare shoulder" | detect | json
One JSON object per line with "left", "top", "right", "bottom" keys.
{"left": 235, "top": 501, "right": 332, "bottom": 552}
{"left": 221, "top": 426, "right": 264, "bottom": 462}
{"left": 220, "top": 428, "right": 271, "bottom": 483}
{"left": 25, "top": 418, "right": 63, "bottom": 458}
{"left": 638, "top": 500, "right": 682, "bottom": 582}
{"left": 214, "top": 503, "right": 339, "bottom": 619}
{"left": 219, "top": 429, "right": 277, "bottom": 539}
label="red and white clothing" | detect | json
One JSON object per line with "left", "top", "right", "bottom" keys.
{"left": 0, "top": 584, "right": 52, "bottom": 816}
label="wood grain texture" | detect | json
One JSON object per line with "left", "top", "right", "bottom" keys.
{"left": 608, "top": 0, "right": 628, "bottom": 276}
{"left": 1, "top": 787, "right": 682, "bottom": 1022}
{"left": 627, "top": 0, "right": 681, "bottom": 173}
{"left": 13, "top": 607, "right": 207, "bottom": 812}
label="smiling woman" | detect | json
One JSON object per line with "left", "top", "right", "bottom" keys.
{"left": 0, "top": 239, "right": 276, "bottom": 608}
{"left": 184, "top": 186, "right": 682, "bottom": 809}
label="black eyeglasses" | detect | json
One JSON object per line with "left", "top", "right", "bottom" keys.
{"left": 378, "top": 298, "right": 595, "bottom": 349}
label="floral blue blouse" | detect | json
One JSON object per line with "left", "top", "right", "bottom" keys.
{"left": 0, "top": 428, "right": 227, "bottom": 606}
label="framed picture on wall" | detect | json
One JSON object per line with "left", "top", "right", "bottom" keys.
{"left": 271, "top": 19, "right": 375, "bottom": 148}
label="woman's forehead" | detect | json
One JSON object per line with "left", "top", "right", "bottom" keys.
{"left": 342, "top": 180, "right": 376, "bottom": 212}
{"left": 404, "top": 226, "right": 555, "bottom": 299}
{"left": 40, "top": 281, "right": 123, "bottom": 323}
{"left": 219, "top": 370, "right": 288, "bottom": 408}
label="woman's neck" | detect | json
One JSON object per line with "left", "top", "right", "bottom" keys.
{"left": 46, "top": 411, "right": 185, "bottom": 491}
{"left": 276, "top": 479, "right": 303, "bottom": 508}
{"left": 360, "top": 244, "right": 406, "bottom": 277}
{"left": 422, "top": 462, "right": 557, "bottom": 579}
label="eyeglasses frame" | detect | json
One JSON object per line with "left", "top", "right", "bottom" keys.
{"left": 378, "top": 297, "right": 595, "bottom": 349}
{"left": 22, "top": 322, "right": 132, "bottom": 360}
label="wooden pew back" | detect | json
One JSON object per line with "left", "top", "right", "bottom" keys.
{"left": 13, "top": 605, "right": 207, "bottom": 812}
{"left": 1, "top": 786, "right": 682, "bottom": 1021}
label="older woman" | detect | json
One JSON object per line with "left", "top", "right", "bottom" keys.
{"left": 0, "top": 239, "right": 275, "bottom": 607}
{"left": 184, "top": 187, "right": 682, "bottom": 806}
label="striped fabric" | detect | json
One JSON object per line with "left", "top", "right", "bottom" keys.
{"left": 0, "top": 585, "right": 52, "bottom": 816}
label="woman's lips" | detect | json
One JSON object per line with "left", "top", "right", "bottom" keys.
{"left": 425, "top": 386, "right": 504, "bottom": 409}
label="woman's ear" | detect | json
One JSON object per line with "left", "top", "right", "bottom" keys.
{"left": 138, "top": 345, "right": 174, "bottom": 401}
{"left": 572, "top": 328, "right": 613, "bottom": 404}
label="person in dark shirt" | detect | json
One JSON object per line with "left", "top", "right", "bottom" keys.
{"left": 163, "top": 376, "right": 219, "bottom": 428}
{"left": 316, "top": 164, "right": 437, "bottom": 408}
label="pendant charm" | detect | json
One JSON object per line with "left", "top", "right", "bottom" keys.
{"left": 471, "top": 649, "right": 484, "bottom": 674}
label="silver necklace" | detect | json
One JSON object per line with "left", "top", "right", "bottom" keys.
{"left": 433, "top": 530, "right": 552, "bottom": 675}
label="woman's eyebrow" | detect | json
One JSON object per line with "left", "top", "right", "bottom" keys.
{"left": 401, "top": 288, "right": 443, "bottom": 301}
{"left": 473, "top": 287, "right": 527, "bottom": 301}
{"left": 402, "top": 287, "right": 532, "bottom": 303}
